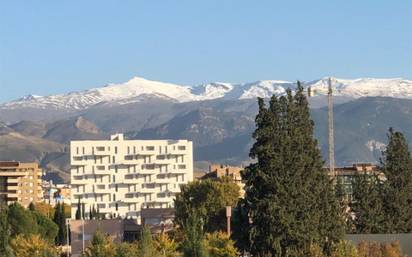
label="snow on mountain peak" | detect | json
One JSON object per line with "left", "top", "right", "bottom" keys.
{"left": 1, "top": 76, "right": 412, "bottom": 111}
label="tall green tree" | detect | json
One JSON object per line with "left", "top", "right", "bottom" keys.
{"left": 381, "top": 128, "right": 412, "bottom": 232}
{"left": 0, "top": 205, "right": 13, "bottom": 257}
{"left": 85, "top": 229, "right": 115, "bottom": 257}
{"left": 54, "top": 202, "right": 67, "bottom": 245}
{"left": 180, "top": 213, "right": 209, "bottom": 257}
{"left": 350, "top": 172, "right": 385, "bottom": 233}
{"left": 242, "top": 84, "right": 344, "bottom": 256}
{"left": 174, "top": 178, "right": 240, "bottom": 232}
{"left": 75, "top": 199, "right": 81, "bottom": 220}
{"left": 137, "top": 226, "right": 160, "bottom": 257}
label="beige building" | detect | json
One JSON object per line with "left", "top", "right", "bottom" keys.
{"left": 0, "top": 161, "right": 43, "bottom": 207}
{"left": 202, "top": 164, "right": 245, "bottom": 197}
{"left": 70, "top": 134, "right": 193, "bottom": 221}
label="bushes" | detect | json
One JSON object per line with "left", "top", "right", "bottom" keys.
{"left": 304, "top": 241, "right": 408, "bottom": 257}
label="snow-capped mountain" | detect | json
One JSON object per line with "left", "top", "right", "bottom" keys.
{"left": 1, "top": 76, "right": 412, "bottom": 111}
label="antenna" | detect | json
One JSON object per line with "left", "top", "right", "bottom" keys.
{"left": 328, "top": 77, "right": 335, "bottom": 178}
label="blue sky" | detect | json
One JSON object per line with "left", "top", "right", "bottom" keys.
{"left": 1, "top": 1, "right": 411, "bottom": 103}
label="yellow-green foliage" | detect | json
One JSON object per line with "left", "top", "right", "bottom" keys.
{"left": 10, "top": 234, "right": 59, "bottom": 257}
{"left": 205, "top": 231, "right": 239, "bottom": 257}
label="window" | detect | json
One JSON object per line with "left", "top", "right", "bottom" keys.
{"left": 115, "top": 147, "right": 118, "bottom": 154}
{"left": 178, "top": 164, "right": 186, "bottom": 169}
{"left": 96, "top": 146, "right": 105, "bottom": 151}
{"left": 76, "top": 147, "right": 79, "bottom": 155}
{"left": 115, "top": 203, "right": 118, "bottom": 211}
{"left": 178, "top": 145, "right": 186, "bottom": 150}
{"left": 113, "top": 194, "right": 116, "bottom": 202}
{"left": 146, "top": 146, "right": 155, "bottom": 151}
{"left": 115, "top": 185, "right": 118, "bottom": 192}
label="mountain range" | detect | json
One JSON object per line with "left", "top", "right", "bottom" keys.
{"left": 1, "top": 76, "right": 412, "bottom": 183}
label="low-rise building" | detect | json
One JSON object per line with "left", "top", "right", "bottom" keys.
{"left": 42, "top": 181, "right": 71, "bottom": 206}
{"left": 0, "top": 161, "right": 43, "bottom": 207}
{"left": 201, "top": 164, "right": 245, "bottom": 197}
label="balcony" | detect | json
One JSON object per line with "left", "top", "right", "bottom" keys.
{"left": 71, "top": 180, "right": 88, "bottom": 185}
{"left": 140, "top": 187, "right": 156, "bottom": 193}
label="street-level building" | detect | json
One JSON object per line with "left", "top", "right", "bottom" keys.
{"left": 201, "top": 164, "right": 245, "bottom": 197}
{"left": 70, "top": 134, "right": 193, "bottom": 222}
{"left": 0, "top": 161, "right": 43, "bottom": 207}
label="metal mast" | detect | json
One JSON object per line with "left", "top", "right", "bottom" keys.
{"left": 328, "top": 77, "right": 335, "bottom": 177}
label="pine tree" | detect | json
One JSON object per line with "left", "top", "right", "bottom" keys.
{"left": 242, "top": 84, "right": 344, "bottom": 256}
{"left": 0, "top": 205, "right": 13, "bottom": 257}
{"left": 75, "top": 199, "right": 81, "bottom": 220}
{"left": 381, "top": 128, "right": 412, "bottom": 232}
{"left": 350, "top": 172, "right": 385, "bottom": 233}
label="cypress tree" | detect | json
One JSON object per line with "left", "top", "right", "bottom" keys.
{"left": 350, "top": 172, "right": 385, "bottom": 233}
{"left": 82, "top": 203, "right": 85, "bottom": 220}
{"left": 242, "top": 84, "right": 344, "bottom": 256}
{"left": 54, "top": 202, "right": 67, "bottom": 245}
{"left": 75, "top": 199, "right": 81, "bottom": 220}
{"left": 381, "top": 128, "right": 412, "bottom": 232}
{"left": 89, "top": 206, "right": 93, "bottom": 220}
{"left": 28, "top": 202, "right": 35, "bottom": 211}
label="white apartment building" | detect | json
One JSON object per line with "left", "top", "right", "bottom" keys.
{"left": 70, "top": 134, "right": 193, "bottom": 222}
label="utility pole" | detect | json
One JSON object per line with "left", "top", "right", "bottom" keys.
{"left": 226, "top": 206, "right": 232, "bottom": 235}
{"left": 328, "top": 77, "right": 335, "bottom": 178}
{"left": 66, "top": 218, "right": 70, "bottom": 257}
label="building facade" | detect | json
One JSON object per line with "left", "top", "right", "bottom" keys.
{"left": 70, "top": 134, "right": 193, "bottom": 221}
{"left": 0, "top": 161, "right": 43, "bottom": 207}
{"left": 201, "top": 164, "right": 245, "bottom": 197}
{"left": 331, "top": 163, "right": 382, "bottom": 201}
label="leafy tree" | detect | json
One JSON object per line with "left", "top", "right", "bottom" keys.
{"left": 53, "top": 202, "right": 67, "bottom": 245}
{"left": 10, "top": 234, "right": 58, "bottom": 257}
{"left": 75, "top": 199, "right": 81, "bottom": 220}
{"left": 0, "top": 205, "right": 13, "bottom": 257}
{"left": 34, "top": 202, "right": 55, "bottom": 219}
{"left": 114, "top": 242, "right": 138, "bottom": 257}
{"left": 380, "top": 128, "right": 412, "bottom": 233}
{"left": 205, "top": 231, "right": 238, "bottom": 257}
{"left": 84, "top": 229, "right": 115, "bottom": 257}
{"left": 180, "top": 213, "right": 209, "bottom": 257}
{"left": 242, "top": 85, "right": 344, "bottom": 256}
{"left": 137, "top": 226, "right": 160, "bottom": 257}
{"left": 155, "top": 233, "right": 180, "bottom": 257}
{"left": 350, "top": 172, "right": 385, "bottom": 233}
{"left": 175, "top": 178, "right": 240, "bottom": 232}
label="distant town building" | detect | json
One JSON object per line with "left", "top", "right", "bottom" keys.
{"left": 331, "top": 163, "right": 382, "bottom": 201}
{"left": 70, "top": 134, "right": 193, "bottom": 222}
{"left": 42, "top": 181, "right": 71, "bottom": 206}
{"left": 0, "top": 161, "right": 43, "bottom": 207}
{"left": 201, "top": 164, "right": 245, "bottom": 197}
